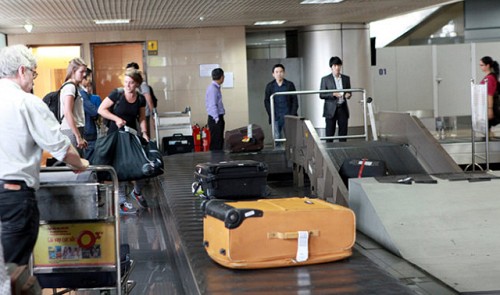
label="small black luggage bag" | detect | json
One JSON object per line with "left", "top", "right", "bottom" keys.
{"left": 339, "top": 158, "right": 387, "bottom": 186}
{"left": 224, "top": 124, "right": 264, "bottom": 153}
{"left": 193, "top": 160, "right": 268, "bottom": 199}
{"left": 162, "top": 133, "right": 194, "bottom": 155}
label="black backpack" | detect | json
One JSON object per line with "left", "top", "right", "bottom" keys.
{"left": 43, "top": 81, "right": 78, "bottom": 123}
{"left": 102, "top": 88, "right": 125, "bottom": 128}
{"left": 148, "top": 85, "right": 158, "bottom": 108}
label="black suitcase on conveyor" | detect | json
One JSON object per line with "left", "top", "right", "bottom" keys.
{"left": 224, "top": 124, "right": 264, "bottom": 153}
{"left": 162, "top": 133, "right": 194, "bottom": 155}
{"left": 339, "top": 158, "right": 387, "bottom": 187}
{"left": 193, "top": 160, "right": 268, "bottom": 200}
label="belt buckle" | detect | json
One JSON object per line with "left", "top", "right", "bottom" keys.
{"left": 3, "top": 183, "right": 22, "bottom": 191}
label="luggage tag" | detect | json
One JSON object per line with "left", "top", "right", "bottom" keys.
{"left": 241, "top": 124, "right": 254, "bottom": 143}
{"left": 295, "top": 231, "right": 309, "bottom": 262}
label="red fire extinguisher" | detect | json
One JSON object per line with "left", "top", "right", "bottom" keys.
{"left": 202, "top": 125, "right": 211, "bottom": 152}
{"left": 192, "top": 124, "right": 202, "bottom": 152}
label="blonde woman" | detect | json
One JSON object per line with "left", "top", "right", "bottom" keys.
{"left": 98, "top": 68, "right": 149, "bottom": 214}
{"left": 60, "top": 57, "right": 88, "bottom": 154}
{"left": 99, "top": 69, "right": 148, "bottom": 139}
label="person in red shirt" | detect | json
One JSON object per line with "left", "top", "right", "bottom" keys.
{"left": 479, "top": 56, "right": 500, "bottom": 127}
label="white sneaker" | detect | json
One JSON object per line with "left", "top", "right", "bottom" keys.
{"left": 120, "top": 201, "right": 137, "bottom": 215}
{"left": 131, "top": 190, "right": 148, "bottom": 208}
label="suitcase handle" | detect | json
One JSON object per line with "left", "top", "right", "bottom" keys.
{"left": 213, "top": 161, "right": 267, "bottom": 174}
{"left": 267, "top": 230, "right": 319, "bottom": 240}
{"left": 357, "top": 158, "right": 367, "bottom": 178}
{"left": 203, "top": 199, "right": 264, "bottom": 229}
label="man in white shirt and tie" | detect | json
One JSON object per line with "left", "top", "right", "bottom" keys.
{"left": 319, "top": 56, "right": 352, "bottom": 142}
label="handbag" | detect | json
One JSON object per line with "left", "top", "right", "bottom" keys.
{"left": 143, "top": 140, "right": 164, "bottom": 175}
{"left": 90, "top": 127, "right": 164, "bottom": 181}
{"left": 493, "top": 93, "right": 500, "bottom": 119}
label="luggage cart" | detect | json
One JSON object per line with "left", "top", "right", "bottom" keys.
{"left": 32, "top": 165, "right": 134, "bottom": 295}
{"left": 153, "top": 107, "right": 192, "bottom": 152}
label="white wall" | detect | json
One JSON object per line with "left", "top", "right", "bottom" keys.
{"left": 11, "top": 27, "right": 500, "bottom": 129}
{"left": 373, "top": 41, "right": 500, "bottom": 117}
{"left": 8, "top": 27, "right": 249, "bottom": 132}
{"left": 435, "top": 44, "right": 471, "bottom": 116}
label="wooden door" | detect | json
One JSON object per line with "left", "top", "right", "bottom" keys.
{"left": 91, "top": 43, "right": 144, "bottom": 100}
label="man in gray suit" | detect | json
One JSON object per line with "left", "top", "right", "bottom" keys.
{"left": 319, "top": 56, "right": 351, "bottom": 142}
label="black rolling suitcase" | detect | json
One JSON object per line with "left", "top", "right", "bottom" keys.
{"left": 339, "top": 158, "right": 387, "bottom": 187}
{"left": 193, "top": 160, "right": 268, "bottom": 199}
{"left": 224, "top": 124, "right": 264, "bottom": 153}
{"left": 162, "top": 133, "right": 194, "bottom": 155}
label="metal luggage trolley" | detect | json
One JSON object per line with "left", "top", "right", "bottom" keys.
{"left": 32, "top": 165, "right": 135, "bottom": 295}
{"left": 153, "top": 107, "right": 192, "bottom": 152}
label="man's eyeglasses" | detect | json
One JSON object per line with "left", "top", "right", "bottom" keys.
{"left": 27, "top": 67, "right": 38, "bottom": 79}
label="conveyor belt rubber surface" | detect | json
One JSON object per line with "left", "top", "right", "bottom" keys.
{"left": 158, "top": 150, "right": 418, "bottom": 294}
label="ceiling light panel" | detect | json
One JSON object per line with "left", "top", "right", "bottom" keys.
{"left": 300, "top": 0, "right": 344, "bottom": 4}
{"left": 254, "top": 20, "right": 287, "bottom": 26}
{"left": 94, "top": 19, "right": 131, "bottom": 25}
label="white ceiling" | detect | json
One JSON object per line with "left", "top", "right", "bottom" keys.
{"left": 0, "top": 0, "right": 461, "bottom": 35}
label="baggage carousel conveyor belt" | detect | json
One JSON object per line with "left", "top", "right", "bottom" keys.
{"left": 155, "top": 151, "right": 452, "bottom": 294}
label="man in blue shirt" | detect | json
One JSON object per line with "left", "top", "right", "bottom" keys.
{"left": 205, "top": 68, "right": 225, "bottom": 150}
{"left": 264, "top": 64, "right": 298, "bottom": 145}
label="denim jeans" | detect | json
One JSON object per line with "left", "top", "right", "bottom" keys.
{"left": 273, "top": 117, "right": 285, "bottom": 147}
{"left": 0, "top": 188, "right": 39, "bottom": 265}
{"left": 273, "top": 118, "right": 285, "bottom": 139}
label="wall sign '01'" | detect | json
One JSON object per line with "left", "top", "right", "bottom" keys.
{"left": 378, "top": 68, "right": 387, "bottom": 76}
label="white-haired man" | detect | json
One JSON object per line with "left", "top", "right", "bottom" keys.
{"left": 0, "top": 44, "right": 89, "bottom": 265}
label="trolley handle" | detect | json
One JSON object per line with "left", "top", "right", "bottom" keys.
{"left": 40, "top": 164, "right": 119, "bottom": 204}
{"left": 42, "top": 164, "right": 116, "bottom": 179}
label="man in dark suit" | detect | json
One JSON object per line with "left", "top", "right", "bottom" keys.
{"left": 319, "top": 56, "right": 351, "bottom": 142}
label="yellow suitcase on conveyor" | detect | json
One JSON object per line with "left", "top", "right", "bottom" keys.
{"left": 202, "top": 197, "right": 356, "bottom": 269}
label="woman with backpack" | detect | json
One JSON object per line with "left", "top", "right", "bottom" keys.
{"left": 125, "top": 62, "right": 157, "bottom": 137}
{"left": 60, "top": 57, "right": 88, "bottom": 155}
{"left": 98, "top": 68, "right": 149, "bottom": 214}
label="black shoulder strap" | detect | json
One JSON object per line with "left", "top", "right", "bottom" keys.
{"left": 112, "top": 88, "right": 125, "bottom": 114}
{"left": 60, "top": 81, "right": 79, "bottom": 99}
{"left": 58, "top": 81, "right": 79, "bottom": 123}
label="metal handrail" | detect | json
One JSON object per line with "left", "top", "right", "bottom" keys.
{"left": 270, "top": 88, "right": 369, "bottom": 148}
